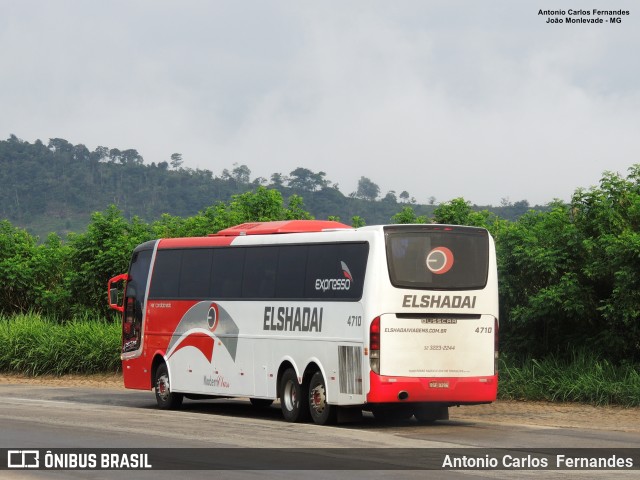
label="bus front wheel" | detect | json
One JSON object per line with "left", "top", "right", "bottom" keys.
{"left": 279, "top": 369, "right": 309, "bottom": 423}
{"left": 308, "top": 371, "right": 337, "bottom": 425}
{"left": 154, "top": 363, "right": 183, "bottom": 410}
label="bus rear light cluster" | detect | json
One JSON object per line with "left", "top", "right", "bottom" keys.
{"left": 370, "top": 316, "right": 381, "bottom": 374}
{"left": 494, "top": 317, "right": 499, "bottom": 375}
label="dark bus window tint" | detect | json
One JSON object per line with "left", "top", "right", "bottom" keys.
{"left": 123, "top": 248, "right": 153, "bottom": 353}
{"left": 275, "top": 245, "right": 308, "bottom": 298}
{"left": 149, "top": 249, "right": 182, "bottom": 298}
{"left": 304, "top": 244, "right": 339, "bottom": 298}
{"left": 243, "top": 247, "right": 279, "bottom": 298}
{"left": 179, "top": 249, "right": 213, "bottom": 298}
{"left": 126, "top": 249, "right": 152, "bottom": 302}
{"left": 303, "top": 243, "right": 367, "bottom": 300}
{"left": 385, "top": 227, "right": 489, "bottom": 290}
{"left": 211, "top": 248, "right": 245, "bottom": 298}
{"left": 333, "top": 243, "right": 368, "bottom": 299}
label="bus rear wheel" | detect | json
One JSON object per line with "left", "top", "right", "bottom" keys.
{"left": 308, "top": 371, "right": 337, "bottom": 425}
{"left": 279, "top": 368, "right": 309, "bottom": 423}
{"left": 154, "top": 363, "right": 183, "bottom": 410}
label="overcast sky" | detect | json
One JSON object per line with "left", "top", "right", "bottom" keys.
{"left": 1, "top": 1, "right": 638, "bottom": 206}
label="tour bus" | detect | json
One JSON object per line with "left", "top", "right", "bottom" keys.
{"left": 108, "top": 220, "right": 498, "bottom": 425}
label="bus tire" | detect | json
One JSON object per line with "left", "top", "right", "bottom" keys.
{"left": 154, "top": 363, "right": 183, "bottom": 410}
{"left": 308, "top": 371, "right": 337, "bottom": 425}
{"left": 279, "top": 369, "right": 309, "bottom": 423}
{"left": 250, "top": 398, "right": 274, "bottom": 408}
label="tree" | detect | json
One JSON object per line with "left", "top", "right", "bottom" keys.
{"left": 391, "top": 206, "right": 427, "bottom": 224}
{"left": 232, "top": 164, "right": 251, "bottom": 184}
{"left": 285, "top": 194, "right": 313, "bottom": 220}
{"left": 48, "top": 138, "right": 74, "bottom": 155}
{"left": 121, "top": 149, "right": 143, "bottom": 165}
{"left": 432, "top": 198, "right": 493, "bottom": 227}
{"left": 399, "top": 191, "right": 410, "bottom": 203}
{"left": 170, "top": 153, "right": 183, "bottom": 170}
{"left": 67, "top": 206, "right": 152, "bottom": 317}
{"left": 108, "top": 148, "right": 121, "bottom": 163}
{"left": 355, "top": 176, "right": 380, "bottom": 201}
{"left": 0, "top": 220, "right": 38, "bottom": 313}
{"left": 382, "top": 191, "right": 397, "bottom": 203}
{"left": 73, "top": 144, "right": 90, "bottom": 162}
{"left": 91, "top": 146, "right": 110, "bottom": 162}
{"left": 270, "top": 172, "right": 287, "bottom": 188}
{"left": 288, "top": 167, "right": 329, "bottom": 191}
{"left": 351, "top": 216, "right": 366, "bottom": 228}
{"left": 494, "top": 167, "right": 640, "bottom": 363}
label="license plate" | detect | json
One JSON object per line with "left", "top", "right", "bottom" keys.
{"left": 429, "top": 381, "right": 449, "bottom": 388}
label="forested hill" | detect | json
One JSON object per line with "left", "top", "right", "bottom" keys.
{"left": 0, "top": 135, "right": 534, "bottom": 237}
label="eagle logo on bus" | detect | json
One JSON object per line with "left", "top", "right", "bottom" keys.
{"left": 426, "top": 247, "right": 454, "bottom": 275}
{"left": 207, "top": 303, "right": 219, "bottom": 331}
{"left": 341, "top": 261, "right": 353, "bottom": 281}
{"left": 167, "top": 302, "right": 239, "bottom": 363}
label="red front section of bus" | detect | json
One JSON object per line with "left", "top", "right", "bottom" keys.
{"left": 367, "top": 372, "right": 497, "bottom": 404}
{"left": 122, "top": 356, "right": 151, "bottom": 390}
{"left": 122, "top": 300, "right": 199, "bottom": 390}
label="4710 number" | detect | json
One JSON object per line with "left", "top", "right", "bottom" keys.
{"left": 475, "top": 327, "right": 493, "bottom": 333}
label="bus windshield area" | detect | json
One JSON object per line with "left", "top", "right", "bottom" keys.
{"left": 122, "top": 248, "right": 152, "bottom": 353}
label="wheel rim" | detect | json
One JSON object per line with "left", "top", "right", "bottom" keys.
{"left": 310, "top": 382, "right": 326, "bottom": 415}
{"left": 157, "top": 374, "right": 170, "bottom": 402}
{"left": 283, "top": 380, "right": 297, "bottom": 412}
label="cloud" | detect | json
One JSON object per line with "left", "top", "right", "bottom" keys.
{"left": 1, "top": 1, "right": 638, "bottom": 206}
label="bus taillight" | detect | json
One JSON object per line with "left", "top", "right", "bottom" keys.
{"left": 494, "top": 317, "right": 499, "bottom": 375}
{"left": 370, "top": 316, "right": 381, "bottom": 374}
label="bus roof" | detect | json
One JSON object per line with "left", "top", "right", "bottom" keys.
{"left": 212, "top": 220, "right": 352, "bottom": 237}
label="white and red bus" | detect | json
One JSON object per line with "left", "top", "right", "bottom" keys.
{"left": 108, "top": 220, "right": 498, "bottom": 425}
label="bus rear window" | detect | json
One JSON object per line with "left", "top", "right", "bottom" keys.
{"left": 385, "top": 226, "right": 489, "bottom": 290}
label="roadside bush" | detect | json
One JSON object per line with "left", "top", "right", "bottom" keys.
{"left": 0, "top": 312, "right": 121, "bottom": 375}
{"left": 498, "top": 351, "right": 640, "bottom": 407}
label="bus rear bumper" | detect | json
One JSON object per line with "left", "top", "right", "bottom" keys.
{"left": 366, "top": 371, "right": 497, "bottom": 404}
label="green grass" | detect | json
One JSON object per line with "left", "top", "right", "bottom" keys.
{"left": 0, "top": 312, "right": 121, "bottom": 375}
{"left": 498, "top": 351, "right": 640, "bottom": 407}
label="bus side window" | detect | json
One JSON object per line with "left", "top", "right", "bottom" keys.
{"left": 243, "top": 247, "right": 278, "bottom": 299}
{"left": 211, "top": 248, "right": 245, "bottom": 299}
{"left": 275, "top": 245, "right": 307, "bottom": 299}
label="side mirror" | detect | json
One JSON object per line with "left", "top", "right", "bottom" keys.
{"left": 107, "top": 273, "right": 129, "bottom": 312}
{"left": 109, "top": 288, "right": 119, "bottom": 306}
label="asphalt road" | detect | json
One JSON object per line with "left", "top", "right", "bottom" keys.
{"left": 0, "top": 384, "right": 638, "bottom": 479}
